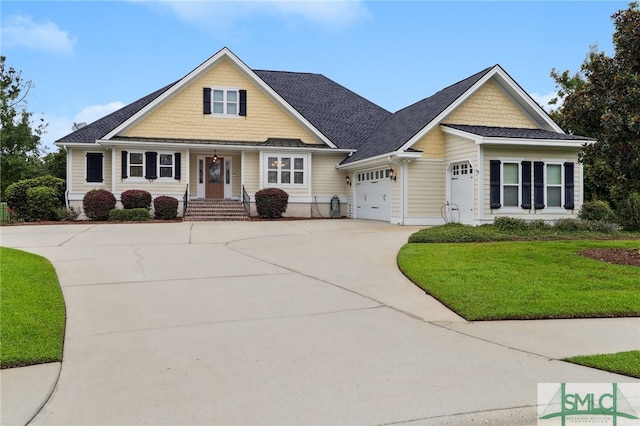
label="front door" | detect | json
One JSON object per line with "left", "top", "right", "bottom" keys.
{"left": 205, "top": 157, "right": 224, "bottom": 199}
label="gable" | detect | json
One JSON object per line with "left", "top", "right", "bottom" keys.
{"left": 121, "top": 57, "right": 322, "bottom": 144}
{"left": 444, "top": 79, "right": 538, "bottom": 128}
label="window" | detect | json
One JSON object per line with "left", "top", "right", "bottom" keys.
{"left": 266, "top": 154, "right": 306, "bottom": 185}
{"left": 159, "top": 154, "right": 173, "bottom": 178}
{"left": 546, "top": 164, "right": 562, "bottom": 207}
{"left": 86, "top": 152, "right": 104, "bottom": 183}
{"left": 503, "top": 163, "right": 519, "bottom": 207}
{"left": 130, "top": 153, "right": 144, "bottom": 177}
{"left": 212, "top": 89, "right": 238, "bottom": 115}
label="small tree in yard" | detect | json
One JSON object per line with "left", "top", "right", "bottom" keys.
{"left": 255, "top": 188, "right": 288, "bottom": 218}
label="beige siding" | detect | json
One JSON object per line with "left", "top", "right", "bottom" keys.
{"left": 242, "top": 151, "right": 260, "bottom": 196}
{"left": 412, "top": 79, "right": 538, "bottom": 158}
{"left": 482, "top": 146, "right": 582, "bottom": 222}
{"left": 406, "top": 160, "right": 445, "bottom": 217}
{"left": 311, "top": 153, "right": 347, "bottom": 196}
{"left": 70, "top": 148, "right": 112, "bottom": 192}
{"left": 122, "top": 58, "right": 321, "bottom": 144}
{"left": 391, "top": 167, "right": 402, "bottom": 218}
{"left": 189, "top": 153, "right": 199, "bottom": 197}
{"left": 445, "top": 80, "right": 538, "bottom": 128}
{"left": 114, "top": 149, "right": 187, "bottom": 196}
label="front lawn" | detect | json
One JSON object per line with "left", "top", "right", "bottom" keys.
{"left": 398, "top": 240, "right": 640, "bottom": 320}
{"left": 0, "top": 247, "right": 65, "bottom": 368}
{"left": 564, "top": 350, "right": 640, "bottom": 378}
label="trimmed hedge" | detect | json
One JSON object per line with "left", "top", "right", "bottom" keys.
{"left": 5, "top": 176, "right": 65, "bottom": 221}
{"left": 83, "top": 189, "right": 116, "bottom": 221}
{"left": 153, "top": 196, "right": 178, "bottom": 220}
{"left": 578, "top": 200, "right": 616, "bottom": 222}
{"left": 26, "top": 187, "right": 60, "bottom": 221}
{"left": 108, "top": 208, "right": 151, "bottom": 222}
{"left": 121, "top": 190, "right": 152, "bottom": 210}
{"left": 255, "top": 188, "right": 289, "bottom": 218}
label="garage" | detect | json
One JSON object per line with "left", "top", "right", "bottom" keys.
{"left": 356, "top": 168, "right": 391, "bottom": 221}
{"left": 450, "top": 161, "right": 474, "bottom": 224}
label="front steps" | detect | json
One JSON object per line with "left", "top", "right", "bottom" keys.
{"left": 183, "top": 199, "right": 250, "bottom": 222}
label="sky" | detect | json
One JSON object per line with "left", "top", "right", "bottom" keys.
{"left": 1, "top": 1, "right": 628, "bottom": 152}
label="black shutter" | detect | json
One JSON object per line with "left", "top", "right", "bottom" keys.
{"left": 86, "top": 153, "right": 104, "bottom": 183}
{"left": 521, "top": 161, "right": 532, "bottom": 209}
{"left": 145, "top": 152, "right": 157, "bottom": 179}
{"left": 239, "top": 89, "right": 247, "bottom": 116}
{"left": 121, "top": 151, "right": 128, "bottom": 179}
{"left": 534, "top": 161, "right": 545, "bottom": 209}
{"left": 174, "top": 152, "right": 181, "bottom": 180}
{"left": 203, "top": 88, "right": 212, "bottom": 115}
{"left": 564, "top": 162, "right": 575, "bottom": 209}
{"left": 490, "top": 160, "right": 501, "bottom": 209}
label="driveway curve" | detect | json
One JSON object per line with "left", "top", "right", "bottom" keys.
{"left": 1, "top": 220, "right": 638, "bottom": 425}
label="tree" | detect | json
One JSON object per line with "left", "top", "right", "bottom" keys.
{"left": 43, "top": 148, "right": 67, "bottom": 180}
{"left": 0, "top": 56, "right": 47, "bottom": 199}
{"left": 550, "top": 2, "right": 640, "bottom": 205}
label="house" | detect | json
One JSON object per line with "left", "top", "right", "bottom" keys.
{"left": 56, "top": 47, "right": 593, "bottom": 225}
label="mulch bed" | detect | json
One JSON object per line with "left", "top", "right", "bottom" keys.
{"left": 578, "top": 248, "right": 640, "bottom": 267}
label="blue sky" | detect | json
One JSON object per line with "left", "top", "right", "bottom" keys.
{"left": 1, "top": 1, "right": 627, "bottom": 152}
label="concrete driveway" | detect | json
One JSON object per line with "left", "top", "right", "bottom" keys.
{"left": 1, "top": 220, "right": 638, "bottom": 425}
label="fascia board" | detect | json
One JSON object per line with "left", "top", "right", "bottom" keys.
{"left": 103, "top": 48, "right": 337, "bottom": 149}
{"left": 478, "top": 137, "right": 593, "bottom": 148}
{"left": 97, "top": 139, "right": 353, "bottom": 153}
{"left": 336, "top": 151, "right": 421, "bottom": 170}
{"left": 440, "top": 125, "right": 483, "bottom": 143}
{"left": 56, "top": 142, "right": 104, "bottom": 149}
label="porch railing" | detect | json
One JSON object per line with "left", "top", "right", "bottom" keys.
{"left": 242, "top": 185, "right": 250, "bottom": 216}
{"left": 183, "top": 184, "right": 189, "bottom": 217}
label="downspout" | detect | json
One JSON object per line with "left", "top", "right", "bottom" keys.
{"left": 111, "top": 147, "right": 116, "bottom": 196}
{"left": 477, "top": 144, "right": 484, "bottom": 225}
{"left": 388, "top": 156, "right": 405, "bottom": 225}
{"left": 64, "top": 145, "right": 70, "bottom": 208}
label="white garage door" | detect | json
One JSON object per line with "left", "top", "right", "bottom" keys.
{"left": 356, "top": 168, "right": 391, "bottom": 221}
{"left": 450, "top": 162, "right": 474, "bottom": 224}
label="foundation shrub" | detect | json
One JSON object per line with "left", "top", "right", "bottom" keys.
{"left": 255, "top": 188, "right": 289, "bottom": 218}
{"left": 153, "top": 196, "right": 178, "bottom": 220}
{"left": 83, "top": 189, "right": 116, "bottom": 221}
{"left": 493, "top": 216, "right": 529, "bottom": 233}
{"left": 578, "top": 200, "right": 616, "bottom": 222}
{"left": 5, "top": 176, "right": 65, "bottom": 220}
{"left": 121, "top": 190, "right": 152, "bottom": 210}
{"left": 26, "top": 187, "right": 60, "bottom": 221}
{"left": 108, "top": 208, "right": 151, "bottom": 222}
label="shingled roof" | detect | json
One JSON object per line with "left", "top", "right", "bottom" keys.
{"left": 56, "top": 82, "right": 178, "bottom": 144}
{"left": 254, "top": 70, "right": 390, "bottom": 149}
{"left": 340, "top": 66, "right": 493, "bottom": 164}
{"left": 441, "top": 124, "right": 593, "bottom": 141}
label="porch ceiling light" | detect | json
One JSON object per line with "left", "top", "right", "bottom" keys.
{"left": 213, "top": 151, "right": 218, "bottom": 163}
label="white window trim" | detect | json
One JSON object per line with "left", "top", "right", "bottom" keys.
{"left": 500, "top": 160, "right": 521, "bottom": 211}
{"left": 262, "top": 152, "right": 309, "bottom": 188}
{"left": 544, "top": 162, "right": 565, "bottom": 210}
{"left": 211, "top": 87, "right": 240, "bottom": 117}
{"left": 158, "top": 152, "right": 175, "bottom": 180}
{"left": 84, "top": 151, "right": 105, "bottom": 185}
{"left": 127, "top": 151, "right": 146, "bottom": 180}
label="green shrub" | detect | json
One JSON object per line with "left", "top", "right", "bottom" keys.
{"left": 5, "top": 176, "right": 65, "bottom": 220}
{"left": 255, "top": 188, "right": 289, "bottom": 218}
{"left": 26, "top": 187, "right": 60, "bottom": 221}
{"left": 108, "top": 208, "right": 151, "bottom": 222}
{"left": 578, "top": 200, "right": 616, "bottom": 222}
{"left": 58, "top": 206, "right": 79, "bottom": 221}
{"left": 408, "top": 223, "right": 507, "bottom": 243}
{"left": 554, "top": 218, "right": 619, "bottom": 233}
{"left": 493, "top": 216, "right": 528, "bottom": 232}
{"left": 616, "top": 192, "right": 640, "bottom": 231}
{"left": 83, "top": 189, "right": 116, "bottom": 221}
{"left": 153, "top": 196, "right": 178, "bottom": 220}
{"left": 121, "top": 189, "right": 152, "bottom": 210}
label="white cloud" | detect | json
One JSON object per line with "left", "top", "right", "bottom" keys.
{"left": 530, "top": 91, "right": 561, "bottom": 113}
{"left": 1, "top": 15, "right": 76, "bottom": 55}
{"left": 41, "top": 102, "right": 125, "bottom": 152}
{"left": 136, "top": 0, "right": 371, "bottom": 32}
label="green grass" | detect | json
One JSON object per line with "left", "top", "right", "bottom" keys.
{"left": 398, "top": 240, "right": 640, "bottom": 320}
{"left": 0, "top": 247, "right": 65, "bottom": 368}
{"left": 564, "top": 351, "right": 640, "bottom": 378}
